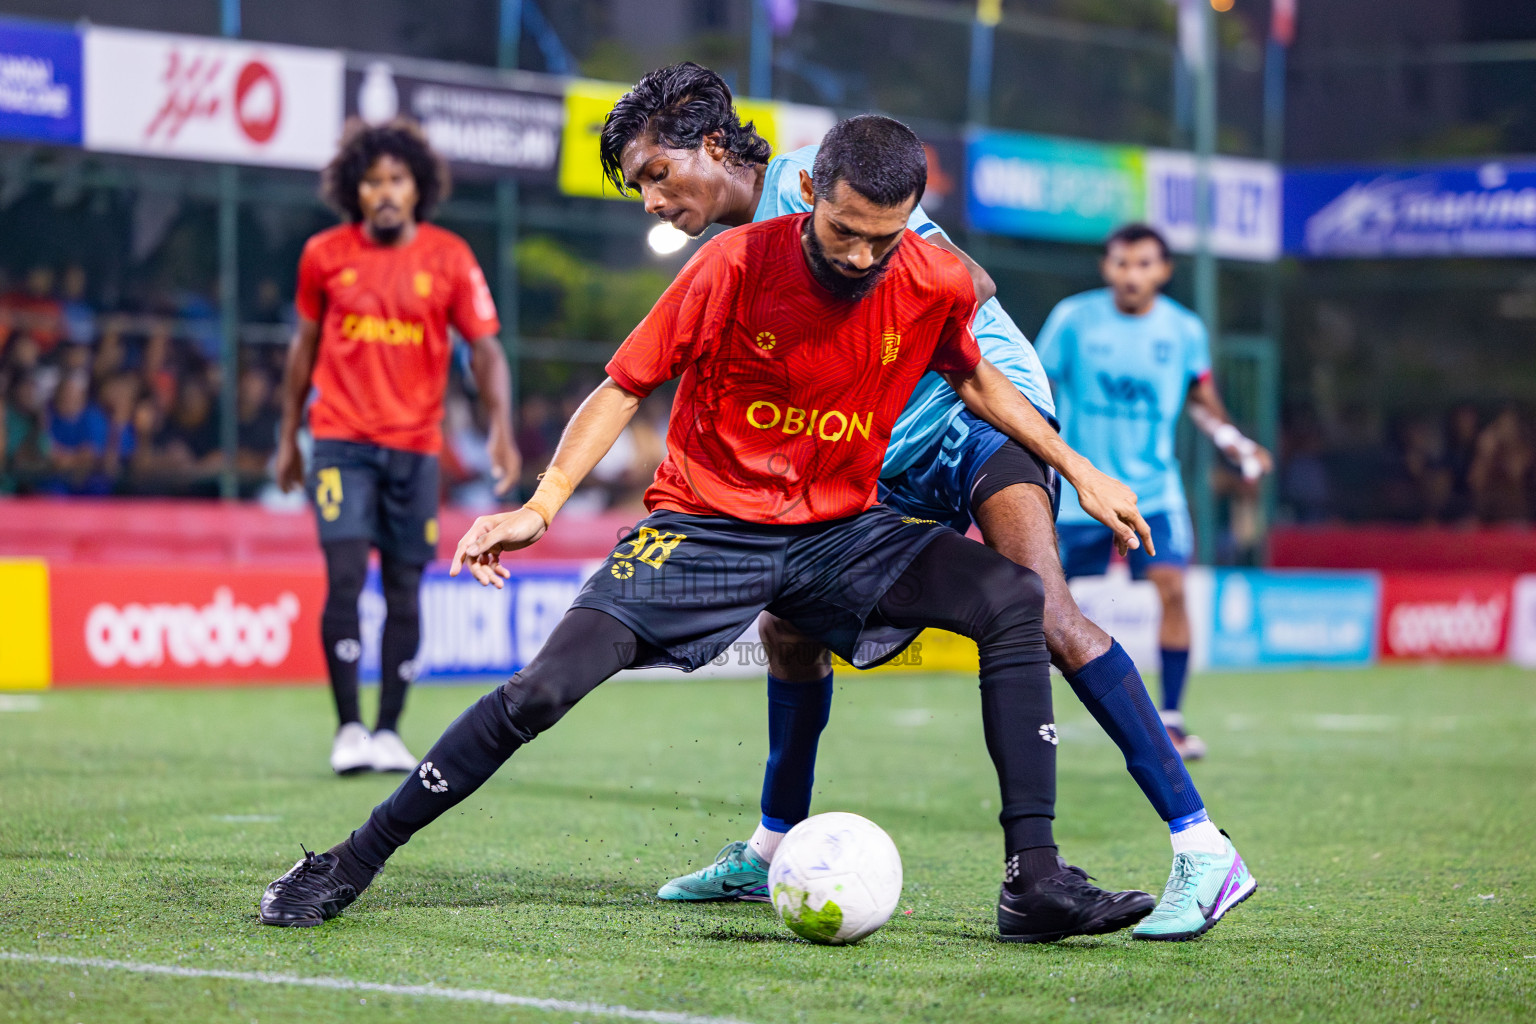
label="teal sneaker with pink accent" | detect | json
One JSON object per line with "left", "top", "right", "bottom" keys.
{"left": 1132, "top": 835, "right": 1256, "bottom": 941}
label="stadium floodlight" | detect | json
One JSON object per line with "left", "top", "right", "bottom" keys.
{"left": 647, "top": 223, "right": 690, "bottom": 255}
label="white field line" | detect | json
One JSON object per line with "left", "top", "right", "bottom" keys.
{"left": 0, "top": 953, "right": 754, "bottom": 1024}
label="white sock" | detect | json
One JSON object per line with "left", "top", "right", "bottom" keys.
{"left": 748, "top": 822, "right": 786, "bottom": 863}
{"left": 1170, "top": 818, "right": 1227, "bottom": 856}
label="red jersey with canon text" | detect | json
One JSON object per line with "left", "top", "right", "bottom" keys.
{"left": 295, "top": 222, "right": 499, "bottom": 454}
{"left": 606, "top": 213, "right": 980, "bottom": 524}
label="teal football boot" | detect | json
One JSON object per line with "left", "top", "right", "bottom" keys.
{"left": 1133, "top": 834, "right": 1256, "bottom": 941}
{"left": 657, "top": 840, "right": 770, "bottom": 902}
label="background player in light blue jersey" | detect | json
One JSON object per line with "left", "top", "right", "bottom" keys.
{"left": 1037, "top": 224, "right": 1273, "bottom": 761}
{"left": 598, "top": 64, "right": 1257, "bottom": 941}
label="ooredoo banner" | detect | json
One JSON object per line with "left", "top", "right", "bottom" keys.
{"left": 50, "top": 564, "right": 327, "bottom": 685}
{"left": 82, "top": 26, "right": 342, "bottom": 169}
{"left": 1378, "top": 572, "right": 1514, "bottom": 661}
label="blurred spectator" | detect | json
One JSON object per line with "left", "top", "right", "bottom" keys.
{"left": 43, "top": 371, "right": 110, "bottom": 494}
{"left": 1399, "top": 415, "right": 1452, "bottom": 524}
{"left": 92, "top": 326, "right": 126, "bottom": 386}
{"left": 235, "top": 365, "right": 279, "bottom": 479}
{"left": 60, "top": 265, "right": 95, "bottom": 346}
{"left": 98, "top": 372, "right": 142, "bottom": 480}
{"left": 125, "top": 395, "right": 165, "bottom": 486}
{"left": 0, "top": 266, "right": 64, "bottom": 352}
{"left": 1279, "top": 410, "right": 1332, "bottom": 523}
{"left": 141, "top": 329, "right": 177, "bottom": 411}
{"left": 2, "top": 373, "right": 51, "bottom": 492}
{"left": 1468, "top": 406, "right": 1533, "bottom": 524}
{"left": 1445, "top": 403, "right": 1481, "bottom": 523}
{"left": 154, "top": 377, "right": 223, "bottom": 491}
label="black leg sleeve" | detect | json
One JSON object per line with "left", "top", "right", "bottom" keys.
{"left": 875, "top": 531, "right": 1055, "bottom": 853}
{"left": 376, "top": 555, "right": 424, "bottom": 734}
{"left": 321, "top": 539, "right": 371, "bottom": 727}
{"left": 348, "top": 608, "right": 642, "bottom": 868}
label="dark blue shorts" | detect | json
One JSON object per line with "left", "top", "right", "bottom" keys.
{"left": 308, "top": 439, "right": 440, "bottom": 564}
{"left": 568, "top": 505, "right": 951, "bottom": 671}
{"left": 878, "top": 410, "right": 1060, "bottom": 534}
{"left": 1057, "top": 507, "right": 1192, "bottom": 581}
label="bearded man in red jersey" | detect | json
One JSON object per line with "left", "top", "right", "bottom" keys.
{"left": 274, "top": 120, "right": 518, "bottom": 777}
{"left": 260, "top": 116, "right": 1156, "bottom": 943}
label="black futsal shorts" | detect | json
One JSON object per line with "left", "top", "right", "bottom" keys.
{"left": 568, "top": 504, "right": 953, "bottom": 671}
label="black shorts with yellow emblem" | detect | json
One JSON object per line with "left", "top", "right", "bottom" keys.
{"left": 568, "top": 504, "right": 953, "bottom": 671}
{"left": 308, "top": 439, "right": 440, "bottom": 564}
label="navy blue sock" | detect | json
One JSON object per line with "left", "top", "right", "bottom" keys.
{"left": 1160, "top": 647, "right": 1190, "bottom": 712}
{"left": 759, "top": 672, "right": 833, "bottom": 831}
{"left": 1066, "top": 642, "right": 1203, "bottom": 822}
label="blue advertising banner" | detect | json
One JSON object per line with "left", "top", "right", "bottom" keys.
{"left": 1285, "top": 161, "right": 1536, "bottom": 257}
{"left": 359, "top": 561, "right": 587, "bottom": 681}
{"left": 1208, "top": 569, "right": 1379, "bottom": 668}
{"left": 0, "top": 18, "right": 82, "bottom": 145}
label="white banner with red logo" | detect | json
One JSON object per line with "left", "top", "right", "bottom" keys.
{"left": 82, "top": 26, "right": 342, "bottom": 169}
{"left": 1378, "top": 572, "right": 1514, "bottom": 661}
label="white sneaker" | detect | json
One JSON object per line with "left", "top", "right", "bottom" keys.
{"left": 330, "top": 722, "right": 373, "bottom": 775}
{"left": 369, "top": 729, "right": 418, "bottom": 773}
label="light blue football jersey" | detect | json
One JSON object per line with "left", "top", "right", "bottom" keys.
{"left": 1034, "top": 288, "right": 1211, "bottom": 524}
{"left": 753, "top": 144, "right": 1055, "bottom": 478}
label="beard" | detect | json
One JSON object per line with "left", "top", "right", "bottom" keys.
{"left": 367, "top": 209, "right": 406, "bottom": 244}
{"left": 801, "top": 217, "right": 897, "bottom": 302}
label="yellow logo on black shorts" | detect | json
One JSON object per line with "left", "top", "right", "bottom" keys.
{"left": 425, "top": 517, "right": 439, "bottom": 545}
{"left": 316, "top": 467, "right": 343, "bottom": 522}
{"left": 613, "top": 527, "right": 687, "bottom": 569}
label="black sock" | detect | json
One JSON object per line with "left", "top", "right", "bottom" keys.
{"left": 327, "top": 835, "right": 381, "bottom": 893}
{"left": 348, "top": 608, "right": 641, "bottom": 869}
{"left": 321, "top": 539, "right": 371, "bottom": 727}
{"left": 1004, "top": 845, "right": 1064, "bottom": 895}
{"left": 376, "top": 557, "right": 423, "bottom": 734}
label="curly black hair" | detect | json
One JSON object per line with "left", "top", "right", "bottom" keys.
{"left": 599, "top": 62, "right": 772, "bottom": 195}
{"left": 320, "top": 118, "right": 450, "bottom": 223}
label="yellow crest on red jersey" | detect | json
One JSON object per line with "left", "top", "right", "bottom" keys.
{"left": 881, "top": 331, "right": 901, "bottom": 365}
{"left": 755, "top": 331, "right": 777, "bottom": 352}
{"left": 336, "top": 267, "right": 357, "bottom": 287}
{"left": 413, "top": 271, "right": 433, "bottom": 298}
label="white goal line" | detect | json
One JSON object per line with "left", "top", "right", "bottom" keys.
{"left": 0, "top": 952, "right": 754, "bottom": 1024}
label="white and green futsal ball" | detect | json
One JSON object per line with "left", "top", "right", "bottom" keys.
{"left": 768, "top": 811, "right": 903, "bottom": 945}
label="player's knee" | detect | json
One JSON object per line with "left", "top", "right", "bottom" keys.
{"left": 497, "top": 669, "right": 570, "bottom": 739}
{"left": 758, "top": 612, "right": 831, "bottom": 680}
{"left": 975, "top": 559, "right": 1044, "bottom": 644}
{"left": 322, "top": 539, "right": 370, "bottom": 610}
{"left": 381, "top": 559, "right": 424, "bottom": 623}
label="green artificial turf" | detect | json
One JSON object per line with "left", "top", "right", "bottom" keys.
{"left": 1, "top": 665, "right": 1534, "bottom": 1023}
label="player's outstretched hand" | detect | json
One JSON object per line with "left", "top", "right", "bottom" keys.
{"left": 449, "top": 508, "right": 547, "bottom": 588}
{"left": 274, "top": 437, "right": 304, "bottom": 493}
{"left": 1074, "top": 469, "right": 1155, "bottom": 558}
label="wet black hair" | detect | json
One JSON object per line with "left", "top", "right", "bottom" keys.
{"left": 321, "top": 117, "right": 449, "bottom": 223}
{"left": 1104, "top": 222, "right": 1171, "bottom": 261}
{"left": 810, "top": 115, "right": 926, "bottom": 209}
{"left": 599, "top": 62, "right": 772, "bottom": 194}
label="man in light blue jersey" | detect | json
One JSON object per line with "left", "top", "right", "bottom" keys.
{"left": 1037, "top": 223, "right": 1273, "bottom": 768}
{"left": 597, "top": 64, "right": 1257, "bottom": 941}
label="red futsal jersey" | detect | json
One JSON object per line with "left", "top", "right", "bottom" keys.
{"left": 295, "top": 222, "right": 499, "bottom": 454}
{"left": 606, "top": 213, "right": 981, "bottom": 524}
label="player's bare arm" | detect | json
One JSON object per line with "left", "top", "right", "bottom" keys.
{"left": 922, "top": 233, "right": 996, "bottom": 305}
{"left": 944, "top": 357, "right": 1154, "bottom": 557}
{"left": 467, "top": 334, "right": 521, "bottom": 496}
{"left": 451, "top": 377, "right": 641, "bottom": 586}
{"left": 1185, "top": 376, "right": 1273, "bottom": 481}
{"left": 274, "top": 317, "right": 321, "bottom": 493}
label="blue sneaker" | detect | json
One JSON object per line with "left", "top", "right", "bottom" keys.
{"left": 657, "top": 841, "right": 770, "bottom": 902}
{"left": 1132, "top": 835, "right": 1256, "bottom": 941}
